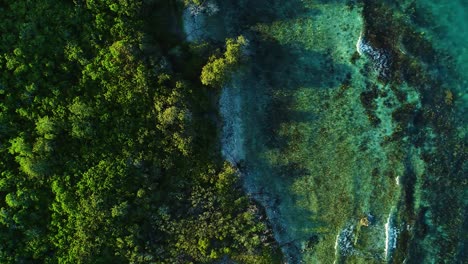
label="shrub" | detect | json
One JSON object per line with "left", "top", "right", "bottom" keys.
{"left": 200, "top": 36, "right": 246, "bottom": 86}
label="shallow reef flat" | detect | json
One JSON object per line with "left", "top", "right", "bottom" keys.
{"left": 186, "top": 0, "right": 467, "bottom": 263}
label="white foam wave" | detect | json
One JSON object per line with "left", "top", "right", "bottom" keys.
{"left": 356, "top": 32, "right": 391, "bottom": 77}
{"left": 384, "top": 212, "right": 397, "bottom": 260}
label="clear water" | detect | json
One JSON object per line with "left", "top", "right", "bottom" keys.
{"left": 185, "top": 0, "right": 467, "bottom": 263}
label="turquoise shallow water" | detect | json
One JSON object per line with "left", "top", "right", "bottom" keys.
{"left": 185, "top": 0, "right": 467, "bottom": 263}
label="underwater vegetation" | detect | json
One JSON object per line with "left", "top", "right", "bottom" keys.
{"left": 212, "top": 0, "right": 467, "bottom": 263}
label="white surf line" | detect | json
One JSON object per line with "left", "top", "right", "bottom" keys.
{"left": 333, "top": 232, "right": 340, "bottom": 264}
{"left": 384, "top": 210, "right": 397, "bottom": 261}
{"left": 384, "top": 214, "right": 390, "bottom": 259}
{"left": 356, "top": 31, "right": 364, "bottom": 55}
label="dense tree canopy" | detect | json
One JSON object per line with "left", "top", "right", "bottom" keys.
{"left": 0, "top": 0, "right": 279, "bottom": 263}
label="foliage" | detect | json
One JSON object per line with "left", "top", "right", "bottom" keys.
{"left": 184, "top": 0, "right": 202, "bottom": 5}
{"left": 0, "top": 1, "right": 278, "bottom": 263}
{"left": 201, "top": 36, "right": 247, "bottom": 86}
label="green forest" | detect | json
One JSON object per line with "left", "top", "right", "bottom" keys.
{"left": 0, "top": 0, "right": 279, "bottom": 263}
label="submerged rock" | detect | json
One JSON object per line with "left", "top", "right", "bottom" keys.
{"left": 356, "top": 32, "right": 392, "bottom": 79}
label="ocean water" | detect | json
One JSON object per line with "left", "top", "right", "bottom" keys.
{"left": 184, "top": 0, "right": 467, "bottom": 263}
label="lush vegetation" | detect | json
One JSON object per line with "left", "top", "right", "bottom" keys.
{"left": 200, "top": 36, "right": 246, "bottom": 86}
{"left": 0, "top": 0, "right": 279, "bottom": 263}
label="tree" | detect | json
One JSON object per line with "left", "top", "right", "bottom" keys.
{"left": 35, "top": 116, "right": 56, "bottom": 139}
{"left": 200, "top": 36, "right": 247, "bottom": 86}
